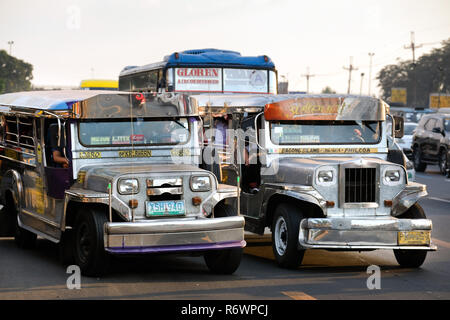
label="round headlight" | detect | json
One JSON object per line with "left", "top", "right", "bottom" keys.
{"left": 118, "top": 178, "right": 139, "bottom": 194}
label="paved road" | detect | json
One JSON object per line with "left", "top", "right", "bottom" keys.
{"left": 0, "top": 166, "right": 449, "bottom": 301}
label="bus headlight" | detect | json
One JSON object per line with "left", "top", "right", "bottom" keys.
{"left": 190, "top": 176, "right": 211, "bottom": 192}
{"left": 118, "top": 178, "right": 139, "bottom": 195}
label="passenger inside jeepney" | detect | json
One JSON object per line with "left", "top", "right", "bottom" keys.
{"left": 46, "top": 122, "right": 69, "bottom": 168}
{"left": 241, "top": 114, "right": 260, "bottom": 194}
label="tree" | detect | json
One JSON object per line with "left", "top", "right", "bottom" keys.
{"left": 0, "top": 50, "right": 33, "bottom": 94}
{"left": 321, "top": 86, "right": 336, "bottom": 94}
{"left": 377, "top": 38, "right": 450, "bottom": 107}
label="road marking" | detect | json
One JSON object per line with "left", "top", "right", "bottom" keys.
{"left": 426, "top": 197, "right": 450, "bottom": 204}
{"left": 282, "top": 291, "right": 317, "bottom": 300}
{"left": 432, "top": 238, "right": 450, "bottom": 249}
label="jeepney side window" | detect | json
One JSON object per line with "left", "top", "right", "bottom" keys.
{"left": 0, "top": 115, "right": 5, "bottom": 144}
{"left": 18, "top": 116, "right": 35, "bottom": 153}
{"left": 4, "top": 115, "right": 18, "bottom": 146}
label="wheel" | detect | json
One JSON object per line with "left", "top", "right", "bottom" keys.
{"left": 73, "top": 208, "right": 110, "bottom": 277}
{"left": 204, "top": 202, "right": 243, "bottom": 274}
{"left": 393, "top": 203, "right": 428, "bottom": 268}
{"left": 438, "top": 150, "right": 448, "bottom": 175}
{"left": 5, "top": 193, "right": 37, "bottom": 249}
{"left": 413, "top": 148, "right": 427, "bottom": 172}
{"left": 271, "top": 203, "right": 304, "bottom": 269}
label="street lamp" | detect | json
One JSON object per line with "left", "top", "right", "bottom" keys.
{"left": 7, "top": 41, "right": 14, "bottom": 55}
{"left": 368, "top": 53, "right": 375, "bottom": 96}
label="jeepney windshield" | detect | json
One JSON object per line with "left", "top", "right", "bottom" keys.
{"left": 79, "top": 118, "right": 190, "bottom": 147}
{"left": 270, "top": 120, "right": 381, "bottom": 145}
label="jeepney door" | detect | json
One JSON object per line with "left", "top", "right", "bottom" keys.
{"left": 43, "top": 120, "right": 72, "bottom": 200}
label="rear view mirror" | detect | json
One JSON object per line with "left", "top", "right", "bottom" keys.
{"left": 393, "top": 116, "right": 404, "bottom": 138}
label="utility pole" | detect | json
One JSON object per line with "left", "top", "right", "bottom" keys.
{"left": 343, "top": 57, "right": 358, "bottom": 94}
{"left": 7, "top": 41, "right": 14, "bottom": 55}
{"left": 301, "top": 67, "right": 315, "bottom": 93}
{"left": 368, "top": 53, "right": 375, "bottom": 96}
{"left": 360, "top": 73, "right": 365, "bottom": 95}
{"left": 404, "top": 31, "right": 423, "bottom": 107}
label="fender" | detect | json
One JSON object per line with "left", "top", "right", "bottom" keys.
{"left": 261, "top": 183, "right": 327, "bottom": 215}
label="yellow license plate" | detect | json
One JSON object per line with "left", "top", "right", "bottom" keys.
{"left": 398, "top": 231, "right": 430, "bottom": 245}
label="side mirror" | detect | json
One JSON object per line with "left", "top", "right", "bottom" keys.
{"left": 393, "top": 115, "right": 404, "bottom": 138}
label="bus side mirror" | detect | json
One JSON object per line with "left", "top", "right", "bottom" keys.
{"left": 393, "top": 116, "right": 404, "bottom": 138}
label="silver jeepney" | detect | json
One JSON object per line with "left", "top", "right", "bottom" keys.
{"left": 0, "top": 91, "right": 245, "bottom": 276}
{"left": 194, "top": 93, "right": 436, "bottom": 269}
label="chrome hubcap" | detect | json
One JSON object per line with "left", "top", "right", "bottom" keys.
{"left": 274, "top": 216, "right": 288, "bottom": 256}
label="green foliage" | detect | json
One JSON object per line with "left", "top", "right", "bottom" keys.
{"left": 321, "top": 86, "right": 336, "bottom": 94}
{"left": 0, "top": 50, "right": 33, "bottom": 94}
{"left": 377, "top": 38, "right": 450, "bottom": 107}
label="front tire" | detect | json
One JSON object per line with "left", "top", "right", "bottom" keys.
{"left": 413, "top": 148, "right": 427, "bottom": 172}
{"left": 204, "top": 202, "right": 243, "bottom": 274}
{"left": 393, "top": 203, "right": 428, "bottom": 268}
{"left": 438, "top": 150, "right": 448, "bottom": 175}
{"left": 271, "top": 203, "right": 305, "bottom": 269}
{"left": 73, "top": 208, "right": 110, "bottom": 277}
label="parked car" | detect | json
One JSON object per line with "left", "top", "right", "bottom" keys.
{"left": 412, "top": 113, "right": 450, "bottom": 175}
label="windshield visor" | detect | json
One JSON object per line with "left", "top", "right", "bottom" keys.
{"left": 270, "top": 120, "right": 381, "bottom": 145}
{"left": 79, "top": 118, "right": 190, "bottom": 147}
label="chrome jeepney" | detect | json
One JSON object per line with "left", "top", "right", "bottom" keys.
{"left": 193, "top": 94, "right": 436, "bottom": 269}
{"left": 0, "top": 90, "right": 245, "bottom": 276}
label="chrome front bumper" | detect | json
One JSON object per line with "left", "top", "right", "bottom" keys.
{"left": 299, "top": 217, "right": 437, "bottom": 250}
{"left": 104, "top": 216, "right": 246, "bottom": 254}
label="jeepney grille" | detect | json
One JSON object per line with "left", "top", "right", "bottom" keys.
{"left": 344, "top": 168, "right": 376, "bottom": 203}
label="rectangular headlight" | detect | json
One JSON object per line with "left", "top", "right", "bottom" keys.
{"left": 190, "top": 176, "right": 211, "bottom": 192}
{"left": 118, "top": 178, "right": 139, "bottom": 194}
{"left": 316, "top": 166, "right": 337, "bottom": 185}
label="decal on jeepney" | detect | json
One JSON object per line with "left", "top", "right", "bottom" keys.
{"left": 118, "top": 150, "right": 152, "bottom": 158}
{"left": 170, "top": 148, "right": 191, "bottom": 157}
{"left": 272, "top": 148, "right": 378, "bottom": 154}
{"left": 79, "top": 151, "right": 102, "bottom": 159}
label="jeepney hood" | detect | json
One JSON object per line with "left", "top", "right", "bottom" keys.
{"left": 264, "top": 156, "right": 393, "bottom": 186}
{"left": 75, "top": 163, "right": 205, "bottom": 193}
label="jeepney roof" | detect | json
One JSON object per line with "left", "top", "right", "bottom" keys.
{"left": 0, "top": 90, "right": 199, "bottom": 118}
{"left": 191, "top": 94, "right": 387, "bottom": 121}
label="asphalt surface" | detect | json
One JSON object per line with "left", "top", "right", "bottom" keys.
{"left": 0, "top": 166, "right": 449, "bottom": 301}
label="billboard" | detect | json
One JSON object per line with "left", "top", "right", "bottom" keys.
{"left": 391, "top": 88, "right": 407, "bottom": 105}
{"left": 429, "top": 93, "right": 450, "bottom": 108}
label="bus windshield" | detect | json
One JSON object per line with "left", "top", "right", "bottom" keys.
{"left": 79, "top": 118, "right": 190, "bottom": 147}
{"left": 270, "top": 120, "right": 381, "bottom": 145}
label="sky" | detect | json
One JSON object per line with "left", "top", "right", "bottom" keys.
{"left": 0, "top": 0, "right": 449, "bottom": 96}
